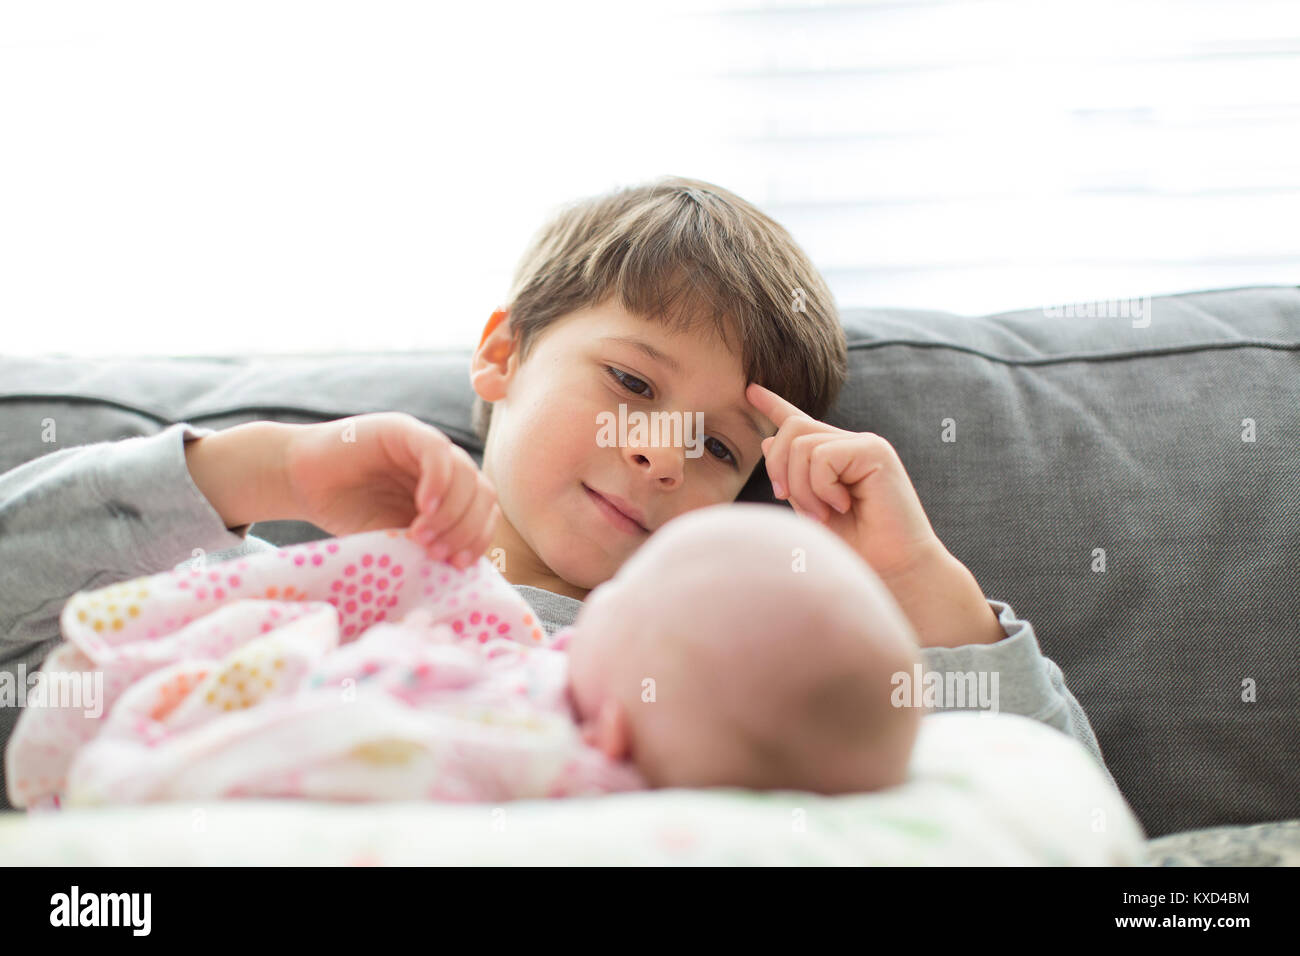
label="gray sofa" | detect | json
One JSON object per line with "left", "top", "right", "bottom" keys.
{"left": 1, "top": 284, "right": 1297, "bottom": 864}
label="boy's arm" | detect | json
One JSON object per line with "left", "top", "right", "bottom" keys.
{"left": 0, "top": 422, "right": 284, "bottom": 651}
{"left": 917, "top": 597, "right": 1118, "bottom": 790}
{"left": 182, "top": 420, "right": 295, "bottom": 534}
{"left": 743, "top": 385, "right": 1117, "bottom": 787}
{"left": 880, "top": 545, "right": 1117, "bottom": 787}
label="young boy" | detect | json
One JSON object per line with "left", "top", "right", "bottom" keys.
{"left": 0, "top": 176, "right": 1116, "bottom": 809}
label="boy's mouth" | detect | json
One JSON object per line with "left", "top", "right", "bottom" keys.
{"left": 582, "top": 484, "right": 649, "bottom": 534}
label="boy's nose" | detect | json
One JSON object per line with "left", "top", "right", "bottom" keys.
{"left": 625, "top": 443, "right": 685, "bottom": 486}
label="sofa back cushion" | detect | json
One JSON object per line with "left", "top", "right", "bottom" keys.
{"left": 828, "top": 286, "right": 1300, "bottom": 838}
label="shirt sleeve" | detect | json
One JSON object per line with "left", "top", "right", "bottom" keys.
{"left": 0, "top": 421, "right": 281, "bottom": 678}
{"left": 918, "top": 598, "right": 1118, "bottom": 790}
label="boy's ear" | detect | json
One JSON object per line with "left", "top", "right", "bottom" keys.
{"left": 470, "top": 307, "right": 515, "bottom": 402}
{"left": 478, "top": 306, "right": 509, "bottom": 350}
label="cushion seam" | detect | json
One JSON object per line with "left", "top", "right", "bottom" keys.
{"left": 844, "top": 337, "right": 1300, "bottom": 367}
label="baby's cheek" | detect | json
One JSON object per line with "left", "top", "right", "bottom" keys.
{"left": 626, "top": 720, "right": 681, "bottom": 788}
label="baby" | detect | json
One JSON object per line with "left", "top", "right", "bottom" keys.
{"left": 7, "top": 505, "right": 923, "bottom": 806}
{"left": 564, "top": 502, "right": 924, "bottom": 796}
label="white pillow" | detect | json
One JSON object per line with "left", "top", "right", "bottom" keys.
{"left": 0, "top": 710, "right": 1144, "bottom": 865}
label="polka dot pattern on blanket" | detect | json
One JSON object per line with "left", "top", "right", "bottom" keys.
{"left": 6, "top": 529, "right": 551, "bottom": 809}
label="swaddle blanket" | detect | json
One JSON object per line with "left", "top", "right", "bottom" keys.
{"left": 5, "top": 529, "right": 647, "bottom": 810}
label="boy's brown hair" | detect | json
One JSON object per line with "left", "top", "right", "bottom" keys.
{"left": 471, "top": 175, "right": 848, "bottom": 481}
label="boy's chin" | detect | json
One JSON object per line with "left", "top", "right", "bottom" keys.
{"left": 540, "top": 540, "right": 628, "bottom": 594}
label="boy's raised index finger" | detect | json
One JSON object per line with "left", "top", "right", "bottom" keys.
{"left": 746, "top": 382, "right": 806, "bottom": 429}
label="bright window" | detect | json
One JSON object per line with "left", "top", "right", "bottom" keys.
{"left": 3, "top": 0, "right": 1296, "bottom": 356}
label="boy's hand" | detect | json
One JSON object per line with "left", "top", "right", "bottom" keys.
{"left": 747, "top": 384, "right": 1004, "bottom": 648}
{"left": 283, "top": 413, "right": 499, "bottom": 570}
{"left": 747, "top": 383, "right": 943, "bottom": 580}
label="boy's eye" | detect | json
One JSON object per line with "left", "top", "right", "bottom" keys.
{"left": 606, "top": 366, "right": 652, "bottom": 397}
{"left": 703, "top": 436, "right": 737, "bottom": 465}
{"left": 604, "top": 365, "right": 740, "bottom": 469}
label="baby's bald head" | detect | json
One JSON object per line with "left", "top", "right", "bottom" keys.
{"left": 567, "top": 503, "right": 924, "bottom": 794}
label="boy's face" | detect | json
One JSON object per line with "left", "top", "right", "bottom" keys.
{"left": 470, "top": 297, "right": 773, "bottom": 599}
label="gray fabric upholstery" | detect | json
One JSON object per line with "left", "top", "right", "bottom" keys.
{"left": 1, "top": 285, "right": 1296, "bottom": 838}
{"left": 827, "top": 286, "right": 1300, "bottom": 838}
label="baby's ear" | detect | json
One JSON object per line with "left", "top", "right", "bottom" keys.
{"left": 583, "top": 697, "right": 631, "bottom": 761}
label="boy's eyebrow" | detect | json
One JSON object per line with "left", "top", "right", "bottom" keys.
{"left": 600, "top": 334, "right": 774, "bottom": 444}
{"left": 602, "top": 335, "right": 681, "bottom": 374}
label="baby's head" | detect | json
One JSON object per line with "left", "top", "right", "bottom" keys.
{"left": 468, "top": 175, "right": 848, "bottom": 598}
{"left": 565, "top": 503, "right": 924, "bottom": 795}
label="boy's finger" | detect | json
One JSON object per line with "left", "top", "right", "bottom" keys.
{"left": 746, "top": 382, "right": 807, "bottom": 432}
{"left": 785, "top": 496, "right": 818, "bottom": 523}
{"left": 395, "top": 415, "right": 451, "bottom": 514}
{"left": 409, "top": 462, "right": 460, "bottom": 542}
{"left": 433, "top": 472, "right": 496, "bottom": 554}
{"left": 785, "top": 434, "right": 832, "bottom": 522}
{"left": 416, "top": 435, "right": 454, "bottom": 515}
{"left": 808, "top": 438, "right": 858, "bottom": 515}
{"left": 789, "top": 497, "right": 833, "bottom": 526}
{"left": 465, "top": 504, "right": 502, "bottom": 570}
{"left": 437, "top": 485, "right": 498, "bottom": 568}
{"left": 421, "top": 453, "right": 479, "bottom": 542}
{"left": 761, "top": 413, "right": 827, "bottom": 501}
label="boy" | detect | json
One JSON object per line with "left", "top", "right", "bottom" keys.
{"left": 0, "top": 176, "right": 1115, "bottom": 808}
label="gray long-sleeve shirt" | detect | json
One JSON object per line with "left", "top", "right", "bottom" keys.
{"left": 0, "top": 422, "right": 1117, "bottom": 809}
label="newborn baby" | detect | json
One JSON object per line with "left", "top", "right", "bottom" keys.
{"left": 564, "top": 502, "right": 924, "bottom": 795}
{"left": 7, "top": 504, "right": 923, "bottom": 807}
